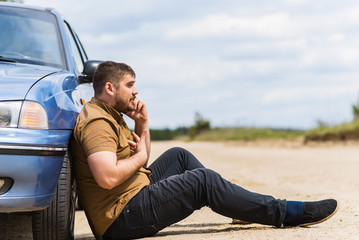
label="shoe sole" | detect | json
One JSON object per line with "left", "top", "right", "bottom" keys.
{"left": 232, "top": 219, "right": 252, "bottom": 225}
{"left": 297, "top": 201, "right": 339, "bottom": 227}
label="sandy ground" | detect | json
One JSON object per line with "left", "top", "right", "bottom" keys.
{"left": 1, "top": 140, "right": 358, "bottom": 239}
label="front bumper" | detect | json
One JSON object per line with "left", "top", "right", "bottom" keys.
{"left": 0, "top": 128, "right": 71, "bottom": 212}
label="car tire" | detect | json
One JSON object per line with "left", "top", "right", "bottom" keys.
{"left": 32, "top": 152, "right": 76, "bottom": 240}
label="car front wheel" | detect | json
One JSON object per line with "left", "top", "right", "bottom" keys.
{"left": 32, "top": 152, "right": 76, "bottom": 240}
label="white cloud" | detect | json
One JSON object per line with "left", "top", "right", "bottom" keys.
{"left": 167, "top": 13, "right": 293, "bottom": 39}
{"left": 81, "top": 33, "right": 133, "bottom": 45}
{"left": 283, "top": 0, "right": 309, "bottom": 6}
{"left": 261, "top": 84, "right": 359, "bottom": 105}
{"left": 340, "top": 4, "right": 359, "bottom": 24}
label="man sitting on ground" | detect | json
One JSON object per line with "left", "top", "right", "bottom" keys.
{"left": 70, "top": 61, "right": 338, "bottom": 240}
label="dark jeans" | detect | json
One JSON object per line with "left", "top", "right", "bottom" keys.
{"left": 102, "top": 147, "right": 286, "bottom": 240}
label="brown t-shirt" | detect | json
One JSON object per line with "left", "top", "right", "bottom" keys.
{"left": 70, "top": 97, "right": 151, "bottom": 239}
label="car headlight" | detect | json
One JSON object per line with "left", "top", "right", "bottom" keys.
{"left": 0, "top": 101, "right": 22, "bottom": 127}
{"left": 0, "top": 101, "right": 48, "bottom": 129}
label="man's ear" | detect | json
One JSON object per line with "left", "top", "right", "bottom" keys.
{"left": 104, "top": 82, "right": 115, "bottom": 96}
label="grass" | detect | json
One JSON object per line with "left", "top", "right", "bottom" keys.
{"left": 304, "top": 120, "right": 359, "bottom": 141}
{"left": 180, "top": 127, "right": 305, "bottom": 141}
{"left": 306, "top": 120, "right": 359, "bottom": 135}
{"left": 151, "top": 120, "right": 359, "bottom": 142}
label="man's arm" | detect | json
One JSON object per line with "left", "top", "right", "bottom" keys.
{"left": 87, "top": 129, "right": 148, "bottom": 190}
{"left": 126, "top": 99, "right": 151, "bottom": 165}
{"left": 134, "top": 120, "right": 150, "bottom": 166}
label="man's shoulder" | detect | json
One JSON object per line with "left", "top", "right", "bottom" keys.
{"left": 80, "top": 100, "right": 113, "bottom": 122}
{"left": 74, "top": 101, "right": 116, "bottom": 135}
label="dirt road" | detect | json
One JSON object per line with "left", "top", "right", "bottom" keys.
{"left": 75, "top": 140, "right": 359, "bottom": 240}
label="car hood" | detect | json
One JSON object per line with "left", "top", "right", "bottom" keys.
{"left": 0, "top": 62, "right": 62, "bottom": 101}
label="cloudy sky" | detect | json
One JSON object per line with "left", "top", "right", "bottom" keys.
{"left": 24, "top": 0, "right": 359, "bottom": 129}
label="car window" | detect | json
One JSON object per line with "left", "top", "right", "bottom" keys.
{"left": 64, "top": 22, "right": 84, "bottom": 74}
{"left": 72, "top": 29, "right": 88, "bottom": 62}
{"left": 0, "top": 6, "right": 66, "bottom": 69}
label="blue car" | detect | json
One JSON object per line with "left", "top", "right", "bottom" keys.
{"left": 0, "top": 3, "right": 100, "bottom": 239}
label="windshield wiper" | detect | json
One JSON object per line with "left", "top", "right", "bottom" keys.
{"left": 0, "top": 56, "right": 16, "bottom": 63}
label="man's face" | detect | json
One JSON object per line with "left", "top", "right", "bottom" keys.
{"left": 113, "top": 74, "right": 138, "bottom": 113}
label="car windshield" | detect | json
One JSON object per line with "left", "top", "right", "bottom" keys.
{"left": 0, "top": 6, "right": 66, "bottom": 69}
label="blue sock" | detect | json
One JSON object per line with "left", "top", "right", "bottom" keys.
{"left": 284, "top": 201, "right": 304, "bottom": 223}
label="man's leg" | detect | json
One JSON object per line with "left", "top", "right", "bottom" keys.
{"left": 148, "top": 147, "right": 205, "bottom": 182}
{"left": 103, "top": 148, "right": 286, "bottom": 240}
{"left": 103, "top": 147, "right": 338, "bottom": 240}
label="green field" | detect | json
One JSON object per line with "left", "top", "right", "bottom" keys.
{"left": 304, "top": 121, "right": 359, "bottom": 142}
{"left": 184, "top": 127, "right": 304, "bottom": 141}
{"left": 150, "top": 121, "right": 359, "bottom": 142}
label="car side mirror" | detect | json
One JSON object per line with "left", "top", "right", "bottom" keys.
{"left": 78, "top": 60, "right": 103, "bottom": 83}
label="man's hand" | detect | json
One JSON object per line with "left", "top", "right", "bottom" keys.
{"left": 128, "top": 129, "right": 148, "bottom": 161}
{"left": 126, "top": 98, "right": 151, "bottom": 163}
{"left": 126, "top": 98, "right": 148, "bottom": 124}
{"left": 128, "top": 131, "right": 145, "bottom": 156}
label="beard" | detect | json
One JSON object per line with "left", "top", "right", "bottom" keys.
{"left": 114, "top": 94, "right": 136, "bottom": 113}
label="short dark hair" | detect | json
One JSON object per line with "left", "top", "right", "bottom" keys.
{"left": 92, "top": 61, "right": 136, "bottom": 96}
